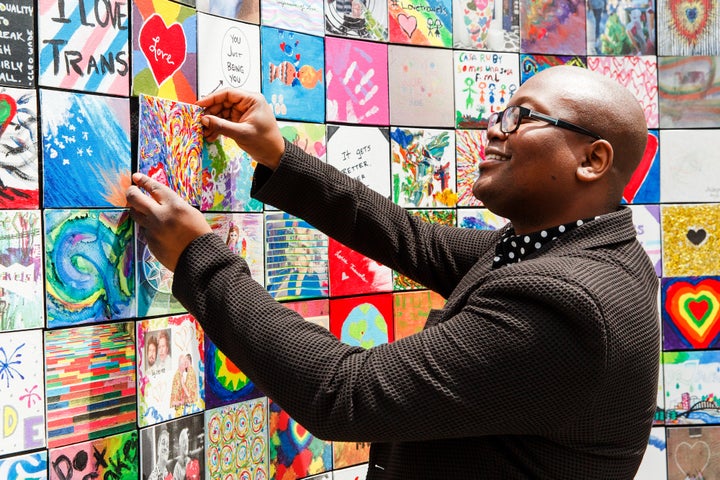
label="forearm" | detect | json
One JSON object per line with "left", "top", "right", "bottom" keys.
{"left": 251, "top": 140, "right": 492, "bottom": 296}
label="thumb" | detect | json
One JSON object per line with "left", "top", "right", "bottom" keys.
{"left": 131, "top": 172, "right": 177, "bottom": 205}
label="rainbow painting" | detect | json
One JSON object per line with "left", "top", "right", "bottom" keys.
{"left": 45, "top": 322, "right": 136, "bottom": 449}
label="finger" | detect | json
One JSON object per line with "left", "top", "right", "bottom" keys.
{"left": 125, "top": 183, "right": 157, "bottom": 217}
{"left": 131, "top": 172, "right": 176, "bottom": 205}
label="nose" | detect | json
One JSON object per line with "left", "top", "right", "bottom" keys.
{"left": 485, "top": 118, "right": 507, "bottom": 144}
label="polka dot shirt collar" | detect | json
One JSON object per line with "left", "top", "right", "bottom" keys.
{"left": 492, "top": 217, "right": 599, "bottom": 269}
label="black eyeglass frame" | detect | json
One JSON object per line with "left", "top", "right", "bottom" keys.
{"left": 488, "top": 105, "right": 604, "bottom": 141}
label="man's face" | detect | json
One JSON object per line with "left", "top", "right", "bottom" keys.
{"left": 472, "top": 76, "right": 589, "bottom": 227}
{"left": 158, "top": 336, "right": 169, "bottom": 360}
{"left": 147, "top": 343, "right": 157, "bottom": 366}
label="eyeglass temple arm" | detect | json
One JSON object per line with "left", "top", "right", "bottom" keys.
{"left": 527, "top": 111, "right": 602, "bottom": 140}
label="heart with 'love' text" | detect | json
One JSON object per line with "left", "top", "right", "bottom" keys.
{"left": 139, "top": 13, "right": 187, "bottom": 86}
{"left": 665, "top": 278, "right": 720, "bottom": 348}
{"left": 0, "top": 93, "right": 17, "bottom": 136}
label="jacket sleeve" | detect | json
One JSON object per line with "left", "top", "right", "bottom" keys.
{"left": 250, "top": 140, "right": 498, "bottom": 298}
{"left": 173, "top": 233, "right": 605, "bottom": 443}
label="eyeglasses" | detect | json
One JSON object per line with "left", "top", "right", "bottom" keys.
{"left": 488, "top": 105, "right": 603, "bottom": 140}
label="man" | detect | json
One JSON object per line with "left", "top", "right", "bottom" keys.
{"left": 126, "top": 65, "right": 660, "bottom": 479}
{"left": 146, "top": 334, "right": 158, "bottom": 369}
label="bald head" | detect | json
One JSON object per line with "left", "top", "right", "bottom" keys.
{"left": 525, "top": 66, "right": 648, "bottom": 190}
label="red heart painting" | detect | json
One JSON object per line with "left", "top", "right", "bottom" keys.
{"left": 622, "top": 131, "right": 658, "bottom": 203}
{"left": 0, "top": 93, "right": 17, "bottom": 136}
{"left": 666, "top": 278, "right": 720, "bottom": 348}
{"left": 669, "top": 0, "right": 713, "bottom": 46}
{"left": 139, "top": 13, "right": 187, "bottom": 86}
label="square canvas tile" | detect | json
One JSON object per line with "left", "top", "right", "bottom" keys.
{"left": 261, "top": 27, "right": 325, "bottom": 123}
{"left": 38, "top": 0, "right": 129, "bottom": 95}
{"left": 586, "top": 55, "right": 659, "bottom": 128}
{"left": 663, "top": 350, "right": 720, "bottom": 425}
{"left": 629, "top": 204, "right": 661, "bottom": 277}
{"left": 325, "top": 0, "right": 388, "bottom": 40}
{"left": 205, "top": 212, "right": 265, "bottom": 285}
{"left": 662, "top": 276, "right": 720, "bottom": 350}
{"left": 520, "top": 0, "right": 587, "bottom": 55}
{"left": 325, "top": 37, "right": 389, "bottom": 125}
{"left": 661, "top": 204, "right": 720, "bottom": 277}
{"left": 262, "top": 0, "right": 324, "bottom": 36}
{"left": 328, "top": 238, "right": 393, "bottom": 297}
{"left": 622, "top": 130, "right": 660, "bottom": 204}
{"left": 660, "top": 130, "right": 720, "bottom": 203}
{"left": 269, "top": 399, "right": 332, "bottom": 479}
{"left": 393, "top": 289, "right": 446, "bottom": 339}
{"left": 44, "top": 209, "right": 135, "bottom": 328}
{"left": 49, "top": 430, "right": 139, "bottom": 480}
{"left": 388, "top": 45, "right": 455, "bottom": 128}
{"left": 285, "top": 298, "right": 330, "bottom": 330}
{"left": 326, "top": 125, "right": 390, "bottom": 196}
{"left": 456, "top": 129, "right": 484, "bottom": 207}
{"left": 456, "top": 207, "right": 509, "bottom": 230}
{"left": 334, "top": 463, "right": 369, "bottom": 479}
{"left": 657, "top": 0, "right": 720, "bottom": 56}
{"left": 197, "top": 13, "right": 261, "bottom": 98}
{"left": 0, "top": 451, "right": 47, "bottom": 479}
{"left": 454, "top": 51, "right": 519, "bottom": 128}
{"left": 0, "top": 210, "right": 43, "bottom": 331}
{"left": 132, "top": 0, "right": 197, "bottom": 102}
{"left": 40, "top": 89, "right": 131, "bottom": 208}
{"left": 591, "top": 0, "right": 656, "bottom": 56}
{"left": 0, "top": 87, "right": 39, "bottom": 209}
{"left": 390, "top": 127, "right": 457, "bottom": 208}
{"left": 279, "top": 121, "right": 328, "bottom": 160}
{"left": 0, "top": 0, "right": 34, "bottom": 88}
{"left": 634, "top": 427, "right": 666, "bottom": 480}
{"left": 45, "top": 322, "right": 136, "bottom": 448}
{"left": 0, "top": 329, "right": 45, "bottom": 455}
{"left": 658, "top": 56, "right": 720, "bottom": 128}
{"left": 140, "top": 412, "right": 205, "bottom": 480}
{"left": 519, "top": 54, "right": 587, "bottom": 83}
{"left": 197, "top": 0, "right": 260, "bottom": 23}
{"left": 138, "top": 94, "right": 204, "bottom": 206}
{"left": 205, "top": 398, "right": 268, "bottom": 479}
{"left": 388, "top": 0, "right": 453, "bottom": 47}
{"left": 137, "top": 226, "right": 186, "bottom": 318}
{"left": 333, "top": 440, "right": 371, "bottom": 470}
{"left": 265, "top": 211, "right": 329, "bottom": 301}
{"left": 204, "top": 337, "right": 264, "bottom": 409}
{"left": 330, "top": 293, "right": 394, "bottom": 346}
{"left": 454, "top": 0, "right": 518, "bottom": 51}
{"left": 666, "top": 425, "right": 720, "bottom": 479}
{"left": 137, "top": 314, "right": 205, "bottom": 427}
{"left": 201, "top": 136, "right": 263, "bottom": 212}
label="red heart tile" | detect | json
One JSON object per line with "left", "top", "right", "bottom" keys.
{"left": 139, "top": 13, "right": 187, "bottom": 86}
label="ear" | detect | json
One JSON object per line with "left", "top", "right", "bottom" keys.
{"left": 576, "top": 140, "right": 613, "bottom": 183}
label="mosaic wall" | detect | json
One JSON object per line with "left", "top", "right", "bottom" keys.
{"left": 0, "top": 0, "right": 719, "bottom": 478}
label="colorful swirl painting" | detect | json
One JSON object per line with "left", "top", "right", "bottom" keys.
{"left": 44, "top": 209, "right": 134, "bottom": 328}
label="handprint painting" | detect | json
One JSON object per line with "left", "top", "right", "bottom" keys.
{"left": 325, "top": 37, "right": 389, "bottom": 125}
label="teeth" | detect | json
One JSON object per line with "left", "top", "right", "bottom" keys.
{"left": 484, "top": 154, "right": 505, "bottom": 161}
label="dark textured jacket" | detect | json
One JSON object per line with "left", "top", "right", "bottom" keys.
{"left": 173, "top": 141, "right": 660, "bottom": 479}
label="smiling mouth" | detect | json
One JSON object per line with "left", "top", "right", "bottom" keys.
{"left": 483, "top": 153, "right": 508, "bottom": 162}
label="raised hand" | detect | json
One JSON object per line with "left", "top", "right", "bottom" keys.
{"left": 197, "top": 89, "right": 286, "bottom": 170}
{"left": 126, "top": 172, "right": 212, "bottom": 272}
